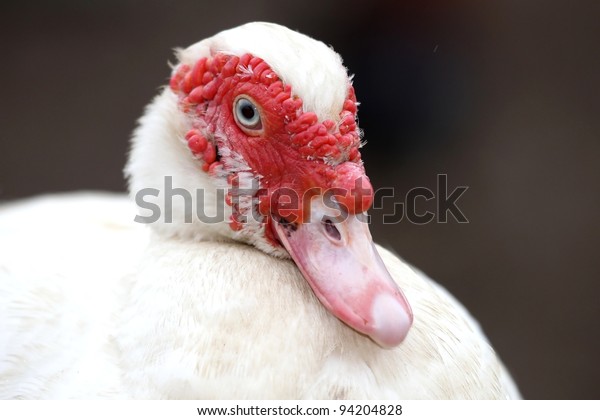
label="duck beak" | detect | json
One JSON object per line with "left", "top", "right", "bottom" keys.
{"left": 273, "top": 196, "right": 413, "bottom": 348}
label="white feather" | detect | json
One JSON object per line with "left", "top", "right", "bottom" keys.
{"left": 0, "top": 22, "right": 520, "bottom": 399}
{"left": 179, "top": 22, "right": 349, "bottom": 122}
{"left": 0, "top": 193, "right": 519, "bottom": 399}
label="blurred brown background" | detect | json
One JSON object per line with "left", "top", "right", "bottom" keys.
{"left": 1, "top": 0, "right": 598, "bottom": 399}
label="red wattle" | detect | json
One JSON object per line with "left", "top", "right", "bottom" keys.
{"left": 332, "top": 162, "right": 374, "bottom": 214}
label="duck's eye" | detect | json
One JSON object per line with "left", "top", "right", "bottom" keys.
{"left": 234, "top": 96, "right": 262, "bottom": 134}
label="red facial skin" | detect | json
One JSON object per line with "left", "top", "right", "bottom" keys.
{"left": 170, "top": 53, "right": 374, "bottom": 246}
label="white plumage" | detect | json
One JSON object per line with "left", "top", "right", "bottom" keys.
{"left": 0, "top": 22, "right": 520, "bottom": 399}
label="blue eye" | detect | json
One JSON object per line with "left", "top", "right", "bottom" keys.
{"left": 234, "top": 96, "right": 262, "bottom": 133}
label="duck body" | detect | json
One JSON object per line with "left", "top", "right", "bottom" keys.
{"left": 0, "top": 22, "right": 520, "bottom": 399}
{"left": 0, "top": 193, "right": 519, "bottom": 399}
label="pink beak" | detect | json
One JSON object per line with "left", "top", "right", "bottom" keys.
{"left": 273, "top": 196, "right": 413, "bottom": 348}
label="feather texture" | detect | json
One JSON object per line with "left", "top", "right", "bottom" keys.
{"left": 0, "top": 22, "right": 520, "bottom": 399}
{"left": 0, "top": 193, "right": 519, "bottom": 399}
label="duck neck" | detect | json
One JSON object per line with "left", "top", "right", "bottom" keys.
{"left": 125, "top": 89, "right": 233, "bottom": 242}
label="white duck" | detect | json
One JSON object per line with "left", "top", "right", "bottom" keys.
{"left": 0, "top": 22, "right": 520, "bottom": 399}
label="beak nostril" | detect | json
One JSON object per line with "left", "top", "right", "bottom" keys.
{"left": 323, "top": 219, "right": 341, "bottom": 241}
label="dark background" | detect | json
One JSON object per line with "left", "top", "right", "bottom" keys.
{"left": 1, "top": 0, "right": 598, "bottom": 399}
